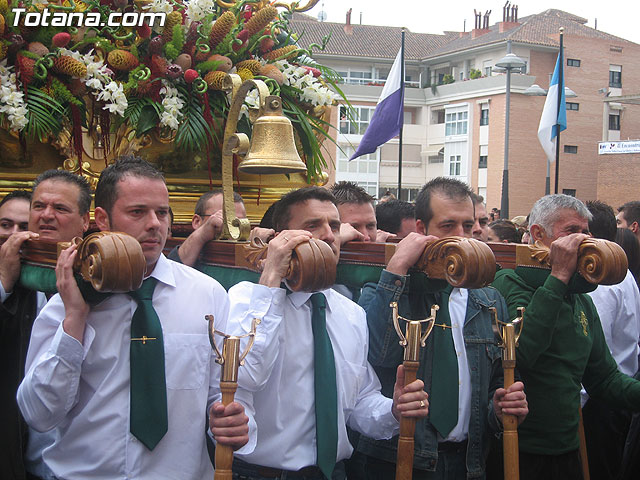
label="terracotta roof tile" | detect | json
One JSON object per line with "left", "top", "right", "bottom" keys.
{"left": 290, "top": 13, "right": 448, "bottom": 61}
{"left": 290, "top": 9, "right": 636, "bottom": 62}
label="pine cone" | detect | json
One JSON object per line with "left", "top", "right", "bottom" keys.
{"left": 263, "top": 45, "right": 297, "bottom": 61}
{"left": 163, "top": 11, "right": 182, "bottom": 43}
{"left": 244, "top": 6, "right": 277, "bottom": 36}
{"left": 0, "top": 13, "right": 5, "bottom": 35}
{"left": 107, "top": 49, "right": 139, "bottom": 71}
{"left": 235, "top": 59, "right": 261, "bottom": 75}
{"left": 52, "top": 55, "right": 87, "bottom": 78}
{"left": 209, "top": 11, "right": 235, "bottom": 48}
{"left": 0, "top": 0, "right": 7, "bottom": 15}
{"left": 204, "top": 70, "right": 227, "bottom": 90}
{"left": 0, "top": 43, "right": 7, "bottom": 61}
{"left": 236, "top": 68, "right": 253, "bottom": 82}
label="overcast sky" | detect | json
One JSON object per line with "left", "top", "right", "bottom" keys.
{"left": 306, "top": 1, "right": 640, "bottom": 45}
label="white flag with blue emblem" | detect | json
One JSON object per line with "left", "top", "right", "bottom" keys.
{"left": 537, "top": 52, "right": 567, "bottom": 163}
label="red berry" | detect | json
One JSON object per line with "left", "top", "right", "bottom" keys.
{"left": 184, "top": 69, "right": 199, "bottom": 84}
{"left": 52, "top": 32, "right": 71, "bottom": 48}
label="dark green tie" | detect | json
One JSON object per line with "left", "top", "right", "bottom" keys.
{"left": 429, "top": 285, "right": 459, "bottom": 438}
{"left": 310, "top": 292, "right": 338, "bottom": 480}
{"left": 128, "top": 277, "right": 168, "bottom": 450}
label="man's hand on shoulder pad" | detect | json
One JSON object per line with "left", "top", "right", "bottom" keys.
{"left": 549, "top": 233, "right": 590, "bottom": 285}
{"left": 0, "top": 231, "right": 38, "bottom": 295}
{"left": 57, "top": 243, "right": 90, "bottom": 342}
{"left": 386, "top": 232, "right": 438, "bottom": 277}
{"left": 258, "top": 230, "right": 312, "bottom": 288}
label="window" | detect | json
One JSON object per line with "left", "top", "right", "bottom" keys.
{"left": 449, "top": 155, "right": 461, "bottom": 176}
{"left": 562, "top": 189, "right": 576, "bottom": 197}
{"left": 379, "top": 187, "right": 420, "bottom": 202}
{"left": 483, "top": 60, "right": 492, "bottom": 77}
{"left": 337, "top": 146, "right": 378, "bottom": 174}
{"left": 428, "top": 155, "right": 444, "bottom": 164}
{"left": 480, "top": 108, "right": 489, "bottom": 126}
{"left": 478, "top": 155, "right": 488, "bottom": 168}
{"left": 564, "top": 145, "right": 578, "bottom": 154}
{"left": 339, "top": 106, "right": 376, "bottom": 135}
{"left": 445, "top": 111, "right": 468, "bottom": 136}
{"left": 566, "top": 102, "right": 579, "bottom": 111}
{"left": 609, "top": 66, "right": 622, "bottom": 88}
{"left": 567, "top": 58, "right": 581, "bottom": 67}
{"left": 609, "top": 113, "right": 620, "bottom": 131}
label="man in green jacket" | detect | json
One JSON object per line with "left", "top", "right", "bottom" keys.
{"left": 493, "top": 194, "right": 640, "bottom": 480}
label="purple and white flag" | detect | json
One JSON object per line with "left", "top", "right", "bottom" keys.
{"left": 350, "top": 49, "right": 404, "bottom": 160}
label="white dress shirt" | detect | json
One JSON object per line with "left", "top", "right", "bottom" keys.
{"left": 17, "top": 254, "right": 239, "bottom": 480}
{"left": 227, "top": 282, "right": 399, "bottom": 471}
{"left": 583, "top": 270, "right": 640, "bottom": 404}
{"left": 442, "top": 288, "right": 472, "bottom": 443}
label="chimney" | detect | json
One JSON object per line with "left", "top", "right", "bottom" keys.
{"left": 499, "top": 2, "right": 520, "bottom": 32}
{"left": 471, "top": 9, "right": 491, "bottom": 38}
{"left": 344, "top": 8, "right": 353, "bottom": 35}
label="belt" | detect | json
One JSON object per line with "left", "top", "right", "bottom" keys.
{"left": 233, "top": 459, "right": 326, "bottom": 479}
{"left": 438, "top": 440, "right": 468, "bottom": 453}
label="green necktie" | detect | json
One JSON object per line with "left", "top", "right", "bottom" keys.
{"left": 128, "top": 277, "right": 168, "bottom": 450}
{"left": 310, "top": 292, "right": 338, "bottom": 480}
{"left": 429, "top": 285, "right": 459, "bottom": 438}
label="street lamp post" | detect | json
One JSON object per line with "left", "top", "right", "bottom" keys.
{"left": 494, "top": 40, "right": 525, "bottom": 220}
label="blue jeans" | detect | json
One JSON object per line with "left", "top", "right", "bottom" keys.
{"left": 362, "top": 442, "right": 469, "bottom": 480}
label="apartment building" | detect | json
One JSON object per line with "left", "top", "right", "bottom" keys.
{"left": 291, "top": 8, "right": 640, "bottom": 215}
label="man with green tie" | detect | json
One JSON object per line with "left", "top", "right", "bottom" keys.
{"left": 225, "top": 186, "right": 430, "bottom": 479}
{"left": 17, "top": 156, "right": 251, "bottom": 480}
{"left": 355, "top": 177, "right": 528, "bottom": 479}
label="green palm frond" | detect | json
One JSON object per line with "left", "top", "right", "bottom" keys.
{"left": 175, "top": 85, "right": 213, "bottom": 152}
{"left": 24, "top": 86, "right": 66, "bottom": 141}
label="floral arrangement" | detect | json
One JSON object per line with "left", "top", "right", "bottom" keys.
{"left": 0, "top": 0, "right": 341, "bottom": 179}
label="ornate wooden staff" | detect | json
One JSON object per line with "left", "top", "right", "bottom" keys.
{"left": 391, "top": 302, "right": 439, "bottom": 480}
{"left": 0, "top": 231, "right": 145, "bottom": 292}
{"left": 491, "top": 306, "right": 525, "bottom": 480}
{"left": 206, "top": 314, "right": 260, "bottom": 480}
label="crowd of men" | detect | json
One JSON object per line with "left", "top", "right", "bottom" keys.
{"left": 1, "top": 157, "right": 640, "bottom": 480}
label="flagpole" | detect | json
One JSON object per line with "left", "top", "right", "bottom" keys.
{"left": 554, "top": 28, "right": 564, "bottom": 194}
{"left": 397, "top": 28, "right": 405, "bottom": 199}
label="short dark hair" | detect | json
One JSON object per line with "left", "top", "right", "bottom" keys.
{"left": 194, "top": 188, "right": 244, "bottom": 216}
{"left": 616, "top": 227, "right": 640, "bottom": 287}
{"left": 376, "top": 200, "right": 415, "bottom": 234}
{"left": 32, "top": 170, "right": 92, "bottom": 215}
{"left": 259, "top": 201, "right": 278, "bottom": 229}
{"left": 329, "top": 181, "right": 374, "bottom": 206}
{"left": 0, "top": 190, "right": 31, "bottom": 209}
{"left": 95, "top": 155, "right": 164, "bottom": 214}
{"left": 586, "top": 200, "right": 617, "bottom": 241}
{"left": 415, "top": 177, "right": 473, "bottom": 229}
{"left": 272, "top": 187, "right": 336, "bottom": 231}
{"left": 618, "top": 201, "right": 640, "bottom": 227}
{"left": 488, "top": 219, "right": 521, "bottom": 243}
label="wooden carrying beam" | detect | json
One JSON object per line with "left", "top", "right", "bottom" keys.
{"left": 4, "top": 236, "right": 628, "bottom": 293}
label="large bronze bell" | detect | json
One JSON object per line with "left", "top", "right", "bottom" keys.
{"left": 237, "top": 96, "right": 308, "bottom": 175}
